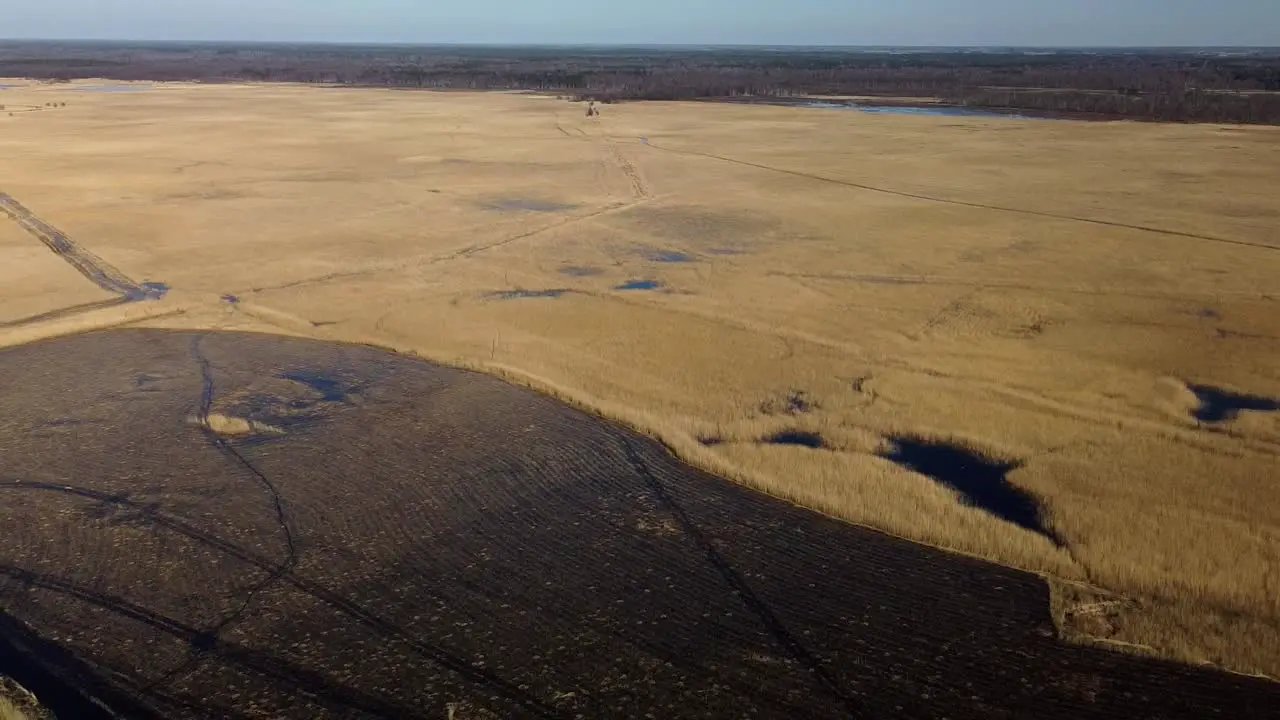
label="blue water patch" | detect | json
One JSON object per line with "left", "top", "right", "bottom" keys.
{"left": 126, "top": 281, "right": 169, "bottom": 301}
{"left": 616, "top": 280, "right": 662, "bottom": 291}
{"left": 221, "top": 294, "right": 240, "bottom": 304}
{"left": 646, "top": 250, "right": 695, "bottom": 263}
{"left": 66, "top": 85, "right": 153, "bottom": 93}
{"left": 559, "top": 266, "right": 602, "bottom": 277}
{"left": 805, "top": 102, "right": 1033, "bottom": 120}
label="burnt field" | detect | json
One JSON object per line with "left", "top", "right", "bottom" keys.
{"left": 0, "top": 329, "right": 1276, "bottom": 718}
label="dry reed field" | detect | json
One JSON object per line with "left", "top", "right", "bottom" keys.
{"left": 0, "top": 78, "right": 1278, "bottom": 682}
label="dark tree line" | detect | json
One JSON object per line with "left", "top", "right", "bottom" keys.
{"left": 2, "top": 41, "right": 1278, "bottom": 124}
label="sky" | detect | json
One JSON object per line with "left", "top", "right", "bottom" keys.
{"left": 0, "top": 0, "right": 1277, "bottom": 47}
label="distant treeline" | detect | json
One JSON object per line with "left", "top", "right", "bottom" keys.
{"left": 3, "top": 41, "right": 1279, "bottom": 124}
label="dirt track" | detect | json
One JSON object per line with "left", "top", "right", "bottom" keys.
{"left": 0, "top": 329, "right": 1275, "bottom": 719}
{"left": 0, "top": 193, "right": 167, "bottom": 302}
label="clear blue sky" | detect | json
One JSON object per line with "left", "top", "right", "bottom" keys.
{"left": 2, "top": 0, "right": 1277, "bottom": 46}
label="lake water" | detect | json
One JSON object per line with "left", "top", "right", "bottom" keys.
{"left": 804, "top": 102, "right": 1034, "bottom": 120}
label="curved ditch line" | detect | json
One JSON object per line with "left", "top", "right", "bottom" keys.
{"left": 0, "top": 566, "right": 431, "bottom": 720}
{"left": 0, "top": 610, "right": 160, "bottom": 720}
{"left": 192, "top": 337, "right": 298, "bottom": 565}
{"left": 0, "top": 480, "right": 567, "bottom": 719}
{"left": 642, "top": 142, "right": 1279, "bottom": 254}
{"left": 0, "top": 297, "right": 130, "bottom": 330}
{"left": 141, "top": 336, "right": 302, "bottom": 691}
{"left": 249, "top": 199, "right": 650, "bottom": 296}
{"left": 0, "top": 193, "right": 167, "bottom": 298}
{"left": 767, "top": 271, "right": 1276, "bottom": 301}
{"left": 407, "top": 548, "right": 810, "bottom": 718}
{"left": 448, "top": 199, "right": 648, "bottom": 262}
{"left": 618, "top": 438, "right": 863, "bottom": 717}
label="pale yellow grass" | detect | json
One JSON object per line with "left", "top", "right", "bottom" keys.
{"left": 0, "top": 219, "right": 115, "bottom": 324}
{"left": 0, "top": 677, "right": 48, "bottom": 720}
{"left": 1, "top": 79, "right": 1278, "bottom": 676}
{"left": 0, "top": 699, "right": 26, "bottom": 720}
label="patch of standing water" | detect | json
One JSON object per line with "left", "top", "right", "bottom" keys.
{"left": 880, "top": 436, "right": 1063, "bottom": 546}
{"left": 1188, "top": 384, "right": 1280, "bottom": 423}
{"left": 126, "top": 282, "right": 169, "bottom": 301}
{"left": 616, "top": 280, "right": 662, "bottom": 291}
{"left": 804, "top": 102, "right": 1036, "bottom": 120}
{"left": 281, "top": 371, "right": 347, "bottom": 403}
{"left": 559, "top": 266, "right": 602, "bottom": 277}
{"left": 488, "top": 289, "right": 569, "bottom": 300}
{"left": 484, "top": 198, "right": 576, "bottom": 213}
{"left": 645, "top": 250, "right": 695, "bottom": 263}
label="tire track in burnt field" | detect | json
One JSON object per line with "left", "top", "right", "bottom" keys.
{"left": 618, "top": 435, "right": 862, "bottom": 716}
{"left": 0, "top": 329, "right": 1277, "bottom": 719}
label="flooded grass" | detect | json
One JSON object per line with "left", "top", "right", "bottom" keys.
{"left": 126, "top": 282, "right": 169, "bottom": 301}
{"left": 483, "top": 198, "right": 576, "bottom": 213}
{"left": 487, "top": 289, "right": 569, "bottom": 300}
{"left": 616, "top": 280, "right": 663, "bottom": 291}
{"left": 278, "top": 370, "right": 348, "bottom": 404}
{"left": 645, "top": 250, "right": 696, "bottom": 263}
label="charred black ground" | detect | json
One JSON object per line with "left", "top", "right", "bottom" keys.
{"left": 0, "top": 329, "right": 1276, "bottom": 719}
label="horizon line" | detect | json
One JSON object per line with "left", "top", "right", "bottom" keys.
{"left": 2, "top": 37, "right": 1279, "bottom": 51}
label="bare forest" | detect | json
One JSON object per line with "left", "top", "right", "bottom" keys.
{"left": 3, "top": 41, "right": 1280, "bottom": 123}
